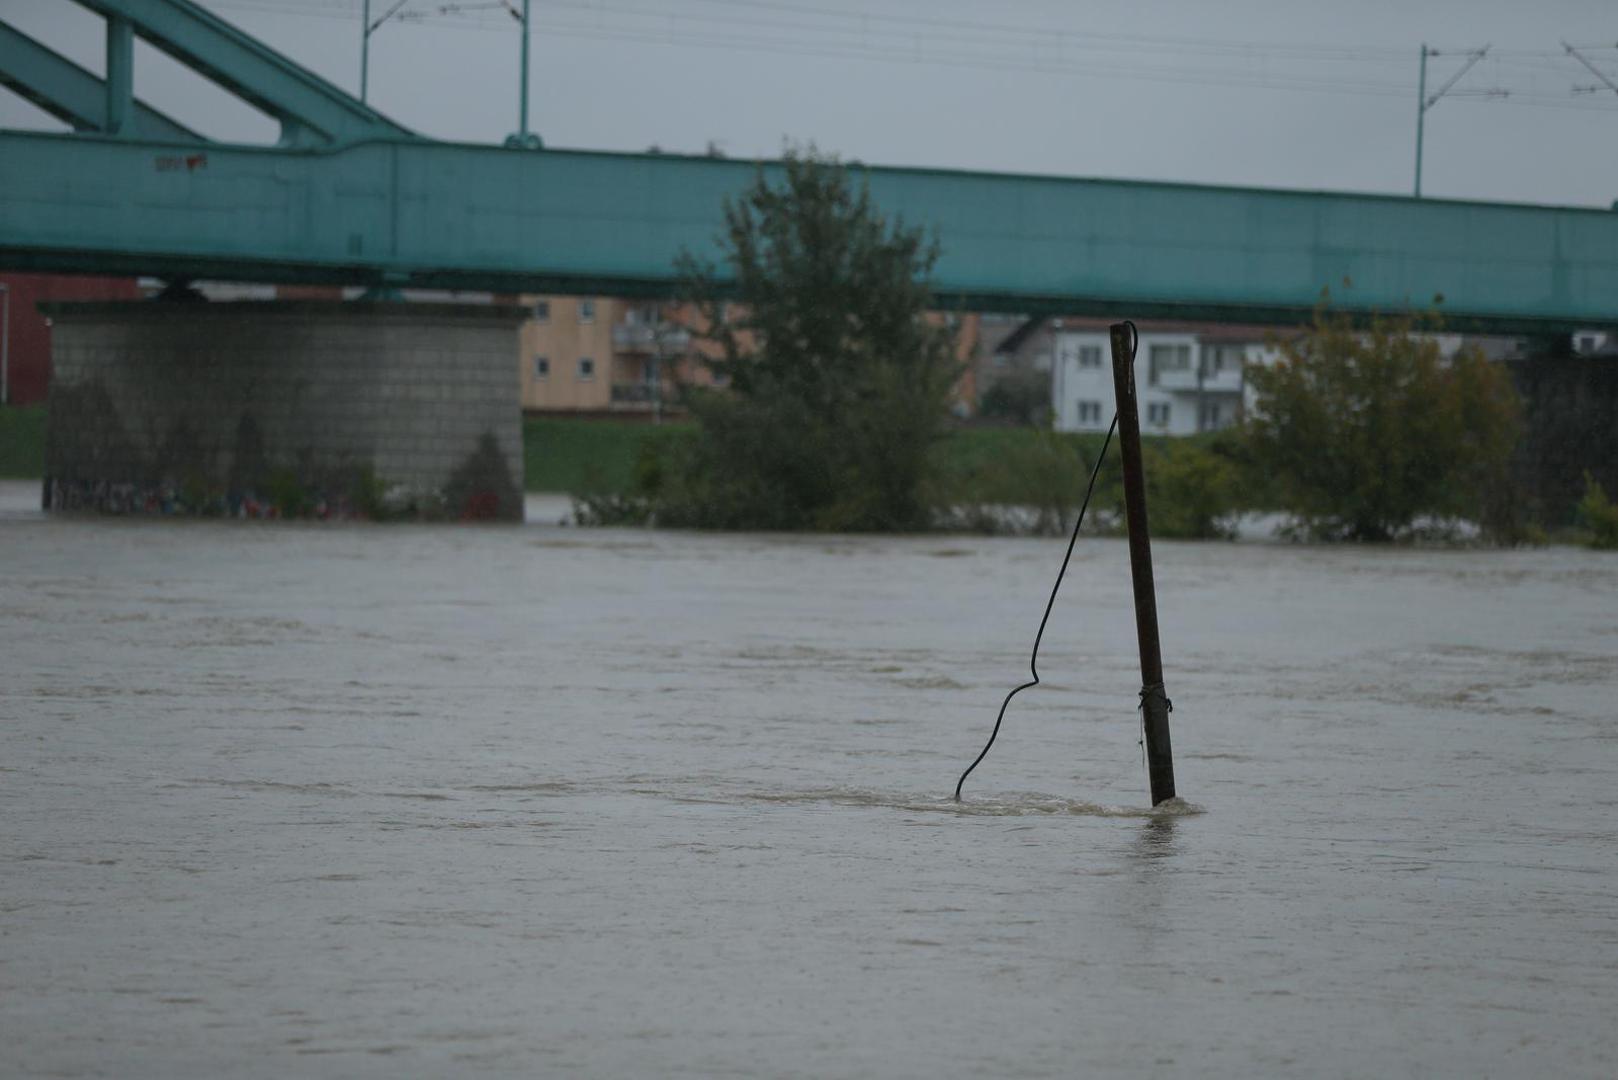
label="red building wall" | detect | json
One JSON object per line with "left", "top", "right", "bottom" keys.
{"left": 1, "top": 274, "right": 141, "bottom": 406}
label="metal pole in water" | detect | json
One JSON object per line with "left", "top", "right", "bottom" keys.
{"left": 1108, "top": 322, "right": 1177, "bottom": 805}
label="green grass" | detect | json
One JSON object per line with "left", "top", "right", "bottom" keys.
{"left": 0, "top": 409, "right": 1203, "bottom": 501}
{"left": 523, "top": 419, "right": 1135, "bottom": 501}
{"left": 523, "top": 417, "right": 696, "bottom": 493}
{"left": 0, "top": 405, "right": 46, "bottom": 479}
{"left": 935, "top": 427, "right": 1115, "bottom": 497}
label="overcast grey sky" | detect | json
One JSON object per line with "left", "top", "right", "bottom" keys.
{"left": 5, "top": 0, "right": 1618, "bottom": 207}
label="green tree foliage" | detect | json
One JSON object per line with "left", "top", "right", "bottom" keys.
{"left": 1244, "top": 305, "right": 1522, "bottom": 542}
{"left": 656, "top": 148, "right": 961, "bottom": 531}
{"left": 1577, "top": 473, "right": 1618, "bottom": 550}
{"left": 1139, "top": 441, "right": 1242, "bottom": 540}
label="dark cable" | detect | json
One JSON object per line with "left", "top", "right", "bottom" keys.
{"left": 954, "top": 322, "right": 1133, "bottom": 801}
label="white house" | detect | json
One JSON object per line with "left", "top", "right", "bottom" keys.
{"left": 1049, "top": 319, "right": 1524, "bottom": 435}
{"left": 1050, "top": 320, "right": 1273, "bottom": 436}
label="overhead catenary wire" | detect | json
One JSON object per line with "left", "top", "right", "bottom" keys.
{"left": 199, "top": 0, "right": 1618, "bottom": 110}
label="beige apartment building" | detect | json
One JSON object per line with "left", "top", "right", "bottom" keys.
{"left": 519, "top": 296, "right": 981, "bottom": 417}
{"left": 518, "top": 296, "right": 729, "bottom": 417}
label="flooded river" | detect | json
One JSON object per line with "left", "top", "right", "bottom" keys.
{"left": 3, "top": 484, "right": 1616, "bottom": 1077}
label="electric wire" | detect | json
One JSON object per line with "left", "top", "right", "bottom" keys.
{"left": 199, "top": 0, "right": 1618, "bottom": 111}
{"left": 953, "top": 323, "right": 1132, "bottom": 803}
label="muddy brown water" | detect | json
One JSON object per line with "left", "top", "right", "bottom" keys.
{"left": 2, "top": 486, "right": 1615, "bottom": 1077}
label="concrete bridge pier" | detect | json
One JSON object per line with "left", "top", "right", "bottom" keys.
{"left": 42, "top": 300, "right": 527, "bottom": 521}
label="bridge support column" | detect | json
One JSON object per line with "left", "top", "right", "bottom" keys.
{"left": 104, "top": 15, "right": 133, "bottom": 137}
{"left": 42, "top": 300, "right": 527, "bottom": 521}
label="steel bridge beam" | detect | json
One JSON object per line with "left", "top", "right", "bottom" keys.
{"left": 0, "top": 20, "right": 200, "bottom": 141}
{"left": 67, "top": 0, "right": 409, "bottom": 147}
{"left": 3, "top": 130, "right": 1617, "bottom": 335}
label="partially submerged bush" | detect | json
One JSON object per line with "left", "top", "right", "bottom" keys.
{"left": 940, "top": 428, "right": 1101, "bottom": 536}
{"left": 1577, "top": 473, "right": 1618, "bottom": 550}
{"left": 1244, "top": 304, "right": 1522, "bottom": 542}
{"left": 1140, "top": 442, "right": 1242, "bottom": 540}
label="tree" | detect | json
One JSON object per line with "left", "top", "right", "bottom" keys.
{"left": 1244, "top": 304, "right": 1521, "bottom": 542}
{"left": 657, "top": 148, "right": 961, "bottom": 531}
{"left": 978, "top": 367, "right": 1052, "bottom": 426}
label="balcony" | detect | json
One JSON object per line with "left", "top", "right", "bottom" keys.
{"left": 609, "top": 381, "right": 687, "bottom": 413}
{"left": 1199, "top": 364, "right": 1245, "bottom": 392}
{"left": 610, "top": 381, "right": 657, "bottom": 404}
{"left": 612, "top": 323, "right": 691, "bottom": 354}
{"left": 1152, "top": 365, "right": 1200, "bottom": 392}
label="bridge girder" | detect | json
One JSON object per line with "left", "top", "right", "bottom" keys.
{"left": 3, "top": 1, "right": 1617, "bottom": 334}
{"left": 65, "top": 0, "right": 409, "bottom": 147}
{"left": 2, "top": 129, "right": 1618, "bottom": 336}
{"left": 0, "top": 20, "right": 201, "bottom": 142}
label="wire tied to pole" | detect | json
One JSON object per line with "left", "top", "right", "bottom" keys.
{"left": 953, "top": 322, "right": 1135, "bottom": 802}
{"left": 1137, "top": 682, "right": 1173, "bottom": 769}
{"left": 1138, "top": 682, "right": 1174, "bottom": 714}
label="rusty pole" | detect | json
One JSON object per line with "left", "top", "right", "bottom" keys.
{"left": 1108, "top": 322, "right": 1177, "bottom": 805}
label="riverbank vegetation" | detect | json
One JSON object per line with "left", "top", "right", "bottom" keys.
{"left": 5, "top": 402, "right": 1605, "bottom": 545}
{"left": 1244, "top": 306, "right": 1522, "bottom": 543}
{"left": 0, "top": 404, "right": 45, "bottom": 479}
{"left": 649, "top": 148, "right": 960, "bottom": 532}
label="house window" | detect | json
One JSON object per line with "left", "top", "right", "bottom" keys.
{"left": 1076, "top": 399, "right": 1103, "bottom": 424}
{"left": 533, "top": 355, "right": 549, "bottom": 380}
{"left": 1078, "top": 345, "right": 1103, "bottom": 369}
{"left": 1202, "top": 344, "right": 1244, "bottom": 376}
{"left": 1147, "top": 402, "right": 1171, "bottom": 426}
{"left": 1580, "top": 335, "right": 1598, "bottom": 353}
{"left": 1200, "top": 402, "right": 1220, "bottom": 429}
{"left": 577, "top": 356, "right": 595, "bottom": 380}
{"left": 532, "top": 300, "right": 550, "bottom": 322}
{"left": 578, "top": 299, "right": 596, "bottom": 323}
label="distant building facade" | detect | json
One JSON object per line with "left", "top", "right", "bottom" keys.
{"left": 976, "top": 314, "right": 1055, "bottom": 392}
{"left": 519, "top": 297, "right": 981, "bottom": 418}
{"left": 1050, "top": 320, "right": 1271, "bottom": 436}
{"left": 1048, "top": 318, "right": 1530, "bottom": 436}
{"left": 517, "top": 297, "right": 727, "bottom": 417}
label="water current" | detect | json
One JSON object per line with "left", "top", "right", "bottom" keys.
{"left": 2, "top": 484, "right": 1615, "bottom": 1077}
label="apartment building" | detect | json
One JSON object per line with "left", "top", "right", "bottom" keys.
{"left": 518, "top": 297, "right": 721, "bottom": 417}
{"left": 520, "top": 297, "right": 980, "bottom": 417}
{"left": 1051, "top": 320, "right": 1272, "bottom": 436}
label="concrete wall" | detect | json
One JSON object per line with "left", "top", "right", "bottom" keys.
{"left": 43, "top": 300, "right": 526, "bottom": 521}
{"left": 0, "top": 273, "right": 141, "bottom": 406}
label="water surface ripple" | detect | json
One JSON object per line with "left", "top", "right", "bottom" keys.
{"left": 2, "top": 490, "right": 1615, "bottom": 1077}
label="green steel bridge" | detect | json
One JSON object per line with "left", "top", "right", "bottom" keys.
{"left": 3, "top": 0, "right": 1617, "bottom": 335}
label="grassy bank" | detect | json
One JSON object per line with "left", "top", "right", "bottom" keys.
{"left": 523, "top": 417, "right": 698, "bottom": 494}
{"left": 523, "top": 418, "right": 1129, "bottom": 497}
{"left": 0, "top": 405, "right": 46, "bottom": 479}
{"left": 0, "top": 410, "right": 1213, "bottom": 505}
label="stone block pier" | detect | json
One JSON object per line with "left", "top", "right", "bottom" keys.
{"left": 43, "top": 300, "right": 526, "bottom": 521}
